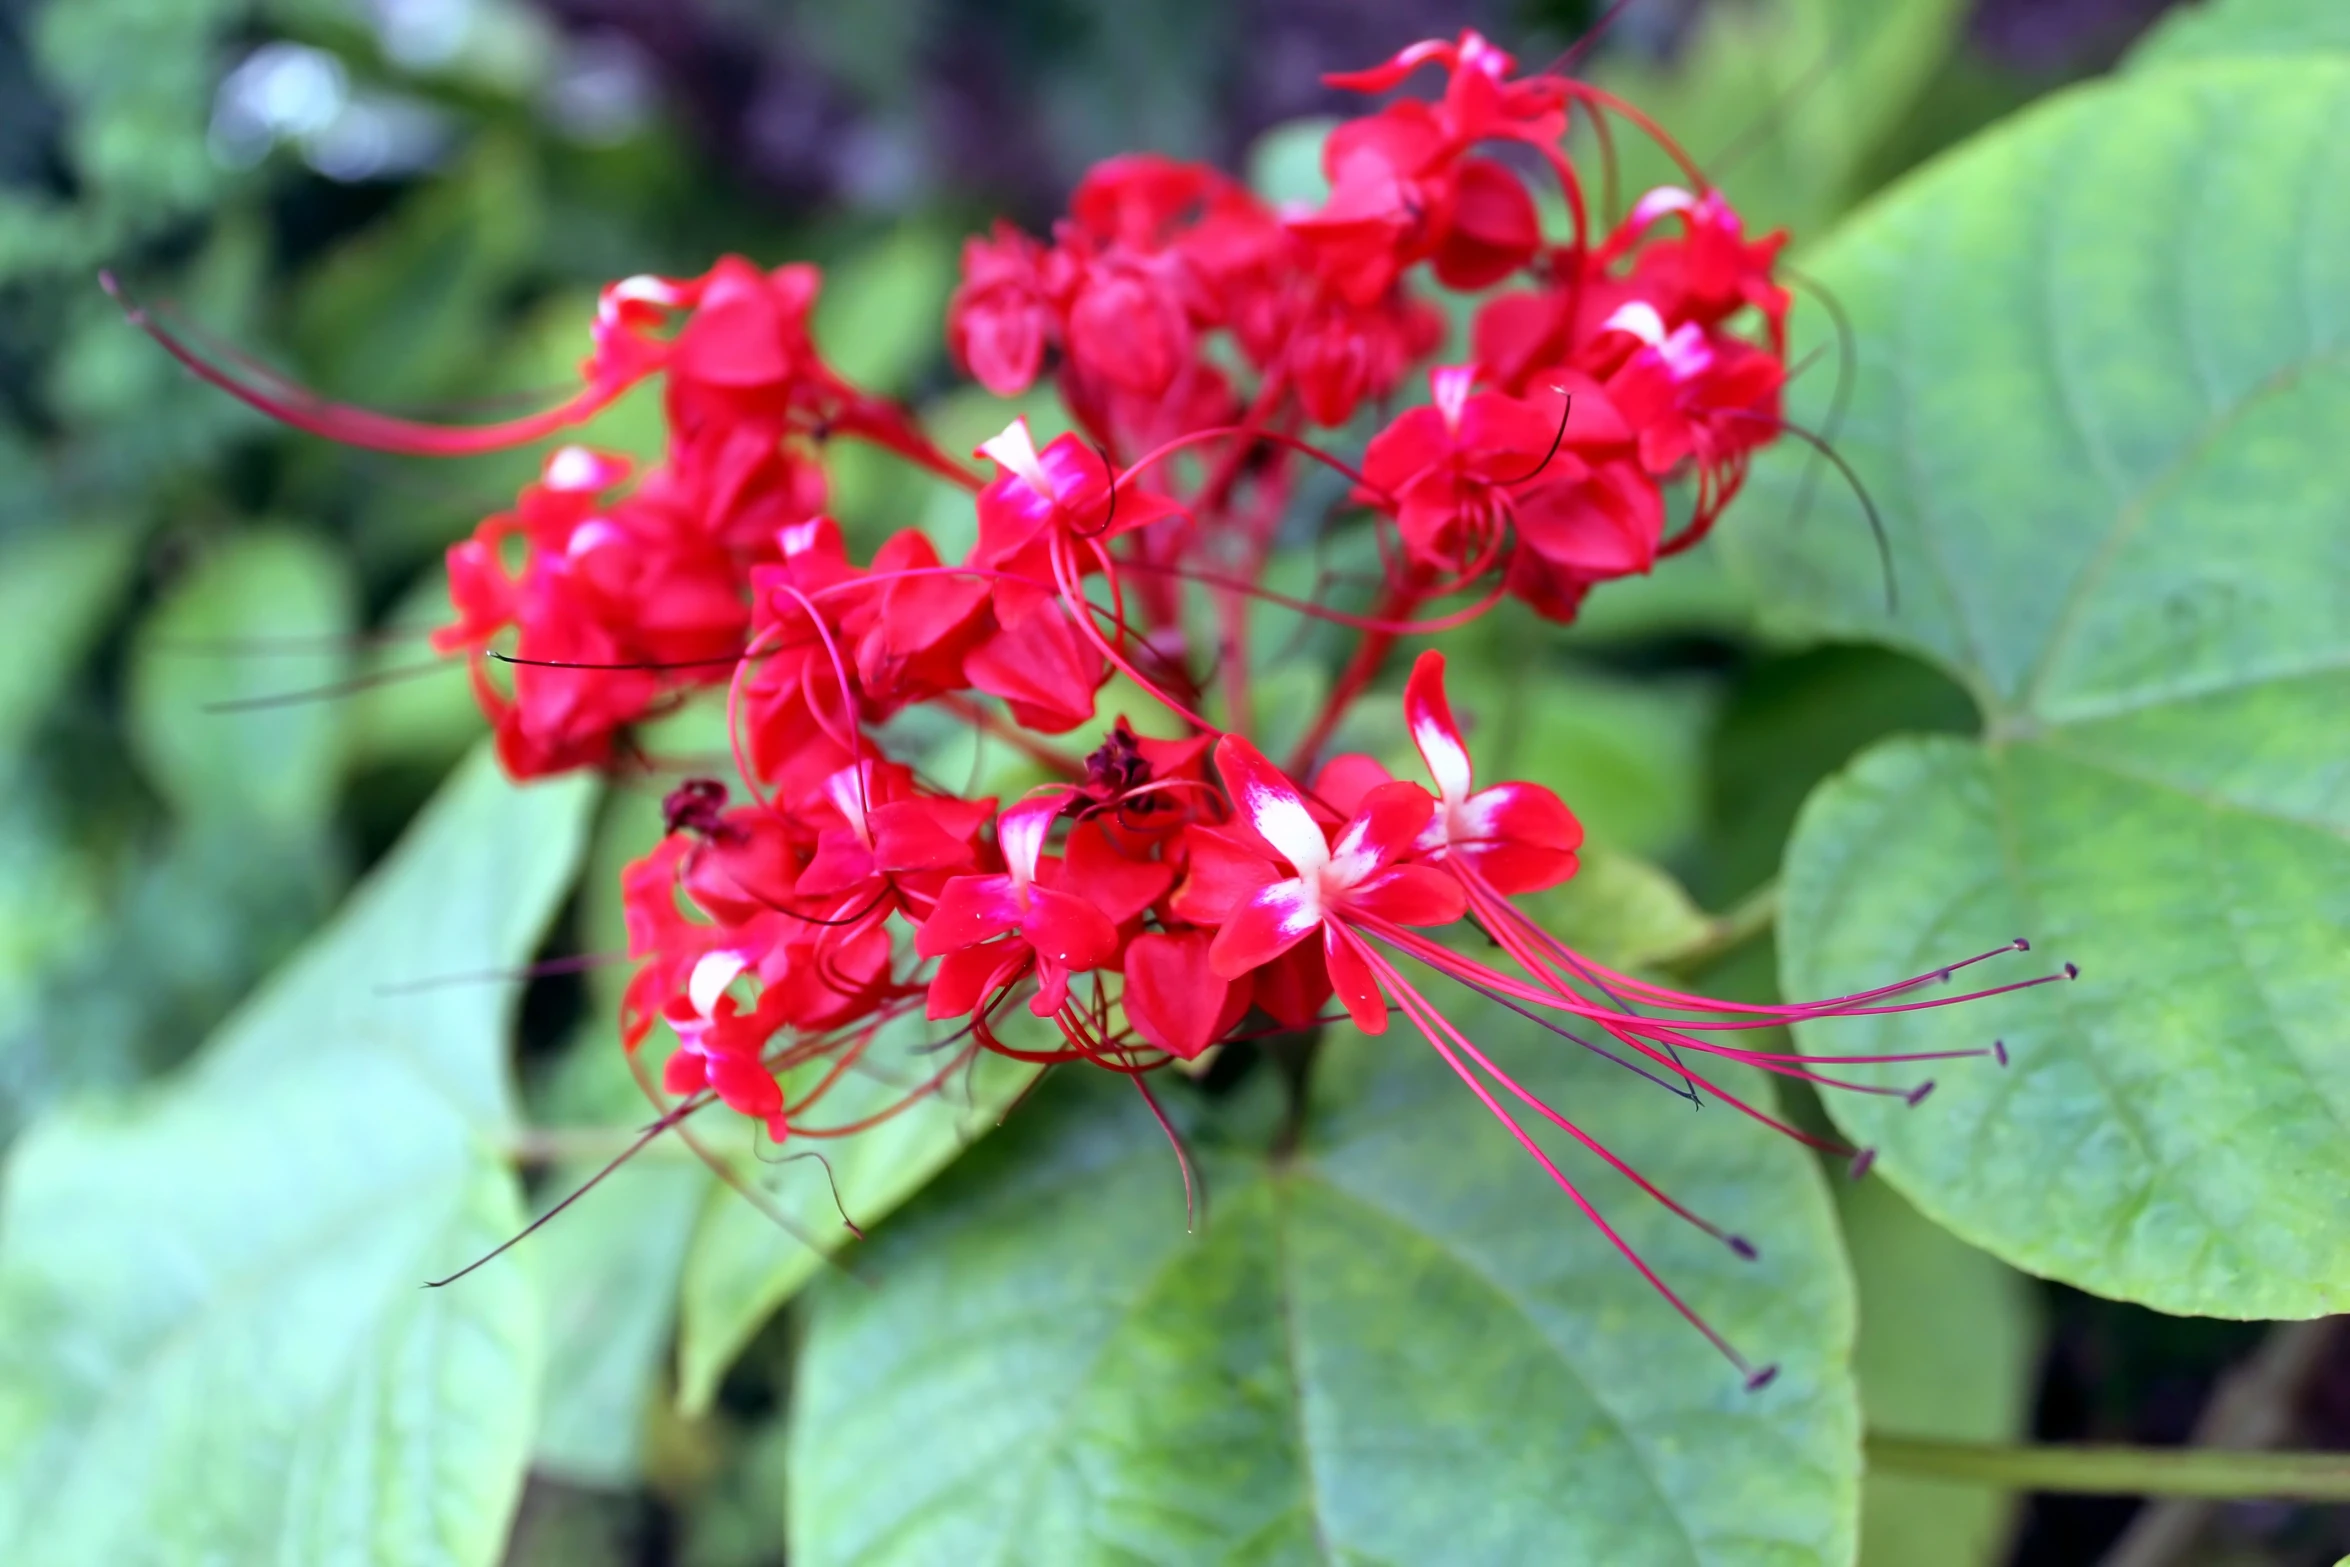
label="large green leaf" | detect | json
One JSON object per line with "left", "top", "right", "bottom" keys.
{"left": 790, "top": 995, "right": 1859, "bottom": 1566}
{"left": 0, "top": 522, "right": 137, "bottom": 760}
{"left": 1842, "top": 1180, "right": 2040, "bottom": 1567}
{"left": 127, "top": 528, "right": 356, "bottom": 830}
{"left": 2133, "top": 0, "right": 2350, "bottom": 69}
{"left": 1723, "top": 61, "right": 2350, "bottom": 1314}
{"left": 1597, "top": 0, "right": 1966, "bottom": 236}
{"left": 674, "top": 1024, "right": 1041, "bottom": 1414}
{"left": 0, "top": 749, "right": 595, "bottom": 1566}
{"left": 526, "top": 1018, "right": 707, "bottom": 1488}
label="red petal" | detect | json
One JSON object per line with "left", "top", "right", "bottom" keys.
{"left": 706, "top": 1050, "right": 785, "bottom": 1119}
{"left": 1432, "top": 157, "right": 1540, "bottom": 291}
{"left": 1055, "top": 820, "right": 1175, "bottom": 926}
{"left": 1254, "top": 940, "right": 1333, "bottom": 1028}
{"left": 926, "top": 941, "right": 1020, "bottom": 1020}
{"left": 966, "top": 610, "right": 1106, "bottom": 733}
{"left": 1323, "top": 38, "right": 1453, "bottom": 94}
{"left": 1323, "top": 927, "right": 1388, "bottom": 1035}
{"left": 1344, "top": 863, "right": 1466, "bottom": 927}
{"left": 1020, "top": 885, "right": 1120, "bottom": 971}
{"left": 869, "top": 800, "right": 985, "bottom": 873}
{"left": 1124, "top": 931, "right": 1251, "bottom": 1059}
{"left": 661, "top": 1047, "right": 709, "bottom": 1095}
{"left": 1456, "top": 781, "right": 1583, "bottom": 894}
{"left": 1029, "top": 957, "right": 1074, "bottom": 1017}
{"left": 1313, "top": 753, "right": 1396, "bottom": 818}
{"left": 1169, "top": 826, "right": 1280, "bottom": 925}
{"left": 1329, "top": 781, "right": 1436, "bottom": 875}
{"left": 1207, "top": 880, "right": 1321, "bottom": 979}
{"left": 914, "top": 874, "right": 1022, "bottom": 957}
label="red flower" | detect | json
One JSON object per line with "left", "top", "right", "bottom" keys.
{"left": 1402, "top": 651, "right": 1582, "bottom": 893}
{"left": 1293, "top": 30, "right": 1565, "bottom": 303}
{"left": 948, "top": 221, "right": 1055, "bottom": 396}
{"left": 918, "top": 794, "right": 1121, "bottom": 1019}
{"left": 1203, "top": 737, "right": 1464, "bottom": 1034}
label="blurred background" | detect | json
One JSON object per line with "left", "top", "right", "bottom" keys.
{"left": 2, "top": 0, "right": 2343, "bottom": 1564}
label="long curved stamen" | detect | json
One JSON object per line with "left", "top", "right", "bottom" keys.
{"left": 1131, "top": 1072, "right": 1198, "bottom": 1231}
{"left": 202, "top": 658, "right": 459, "bottom": 714}
{"left": 104, "top": 272, "right": 633, "bottom": 455}
{"left": 425, "top": 1092, "right": 715, "bottom": 1288}
{"left": 1697, "top": 406, "right": 1895, "bottom": 611}
{"left": 1115, "top": 424, "right": 1380, "bottom": 496}
{"left": 1344, "top": 929, "right": 1773, "bottom": 1385}
{"left": 1048, "top": 533, "right": 1222, "bottom": 736}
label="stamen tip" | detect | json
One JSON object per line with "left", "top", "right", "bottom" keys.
{"left": 1847, "top": 1148, "right": 1877, "bottom": 1181}
{"left": 2063, "top": 961, "right": 2079, "bottom": 980}
{"left": 2012, "top": 937, "right": 2030, "bottom": 952}
{"left": 1993, "top": 1039, "right": 2010, "bottom": 1067}
{"left": 1905, "top": 1080, "right": 1936, "bottom": 1108}
{"left": 1744, "top": 1364, "right": 1780, "bottom": 1394}
{"left": 1728, "top": 1234, "right": 1758, "bottom": 1261}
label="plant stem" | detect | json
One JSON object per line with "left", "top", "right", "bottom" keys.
{"left": 1866, "top": 1433, "right": 2350, "bottom": 1502}
{"left": 2102, "top": 1318, "right": 2341, "bottom": 1567}
{"left": 1285, "top": 585, "right": 1422, "bottom": 776}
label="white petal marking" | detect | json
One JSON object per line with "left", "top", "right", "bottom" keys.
{"left": 979, "top": 418, "right": 1054, "bottom": 498}
{"left": 1603, "top": 301, "right": 1668, "bottom": 347}
{"left": 1411, "top": 713, "right": 1474, "bottom": 805}
{"left": 688, "top": 950, "right": 747, "bottom": 1017}
{"left": 1243, "top": 781, "right": 1330, "bottom": 876}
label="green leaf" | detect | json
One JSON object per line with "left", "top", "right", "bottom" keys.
{"left": 526, "top": 781, "right": 713, "bottom": 1480}
{"left": 0, "top": 522, "right": 137, "bottom": 760}
{"left": 0, "top": 748, "right": 596, "bottom": 1566}
{"left": 1727, "top": 59, "right": 2350, "bottom": 1316}
{"left": 1699, "top": 646, "right": 1977, "bottom": 907}
{"left": 674, "top": 1023, "right": 1042, "bottom": 1415}
{"left": 1246, "top": 117, "right": 1338, "bottom": 207}
{"left": 812, "top": 223, "right": 959, "bottom": 396}
{"left": 1596, "top": 0, "right": 1967, "bottom": 236}
{"left": 2132, "top": 0, "right": 2350, "bottom": 70}
{"left": 1519, "top": 845, "right": 1717, "bottom": 972}
{"left": 531, "top": 1149, "right": 707, "bottom": 1486}
{"left": 1459, "top": 661, "right": 1717, "bottom": 860}
{"left": 790, "top": 994, "right": 1860, "bottom": 1565}
{"left": 127, "top": 528, "right": 356, "bottom": 829}
{"left": 1842, "top": 1180, "right": 2040, "bottom": 1567}
{"left": 292, "top": 138, "right": 545, "bottom": 412}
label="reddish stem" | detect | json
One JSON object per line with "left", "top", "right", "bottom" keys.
{"left": 1286, "top": 584, "right": 1425, "bottom": 775}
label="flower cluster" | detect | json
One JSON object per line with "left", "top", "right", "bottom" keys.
{"left": 126, "top": 31, "right": 2059, "bottom": 1381}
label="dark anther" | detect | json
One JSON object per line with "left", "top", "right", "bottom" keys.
{"left": 2013, "top": 937, "right": 2031, "bottom": 952}
{"left": 663, "top": 777, "right": 731, "bottom": 837}
{"left": 1993, "top": 1039, "right": 2011, "bottom": 1067}
{"left": 1744, "top": 1364, "right": 1780, "bottom": 1394}
{"left": 2064, "top": 962, "right": 2080, "bottom": 980}
{"left": 1727, "top": 1235, "right": 1758, "bottom": 1261}
{"left": 1082, "top": 720, "right": 1153, "bottom": 804}
{"left": 1847, "top": 1148, "right": 1877, "bottom": 1181}
{"left": 1905, "top": 1080, "right": 1936, "bottom": 1108}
